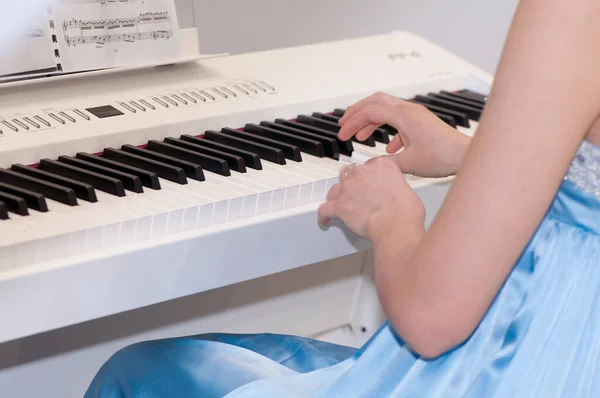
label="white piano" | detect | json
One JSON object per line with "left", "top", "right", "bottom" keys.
{"left": 0, "top": 27, "right": 491, "bottom": 396}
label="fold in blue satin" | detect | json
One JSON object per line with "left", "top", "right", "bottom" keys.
{"left": 85, "top": 178, "right": 600, "bottom": 398}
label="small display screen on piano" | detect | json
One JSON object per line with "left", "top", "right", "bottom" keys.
{"left": 85, "top": 105, "right": 124, "bottom": 119}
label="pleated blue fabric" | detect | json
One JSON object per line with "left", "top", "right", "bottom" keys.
{"left": 84, "top": 140, "right": 600, "bottom": 398}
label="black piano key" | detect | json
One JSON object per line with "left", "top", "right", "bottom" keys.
{"left": 429, "top": 92, "right": 484, "bottom": 110}
{"left": 275, "top": 119, "right": 354, "bottom": 156}
{"left": 121, "top": 144, "right": 206, "bottom": 181}
{"left": 296, "top": 115, "right": 376, "bottom": 147}
{"left": 11, "top": 163, "right": 97, "bottom": 203}
{"left": 58, "top": 155, "right": 143, "bottom": 193}
{"left": 39, "top": 159, "right": 125, "bottom": 197}
{"left": 260, "top": 121, "right": 340, "bottom": 160}
{"left": 221, "top": 128, "right": 302, "bottom": 162}
{"left": 0, "top": 168, "right": 77, "bottom": 206}
{"left": 415, "top": 95, "right": 481, "bottom": 121}
{"left": 0, "top": 182, "right": 48, "bottom": 212}
{"left": 440, "top": 91, "right": 486, "bottom": 107}
{"left": 0, "top": 201, "right": 7, "bottom": 220}
{"left": 333, "top": 108, "right": 346, "bottom": 117}
{"left": 203, "top": 130, "right": 286, "bottom": 165}
{"left": 311, "top": 112, "right": 390, "bottom": 144}
{"left": 102, "top": 148, "right": 187, "bottom": 185}
{"left": 433, "top": 112, "right": 457, "bottom": 128}
{"left": 0, "top": 191, "right": 28, "bottom": 216}
{"left": 243, "top": 123, "right": 324, "bottom": 157}
{"left": 408, "top": 100, "right": 470, "bottom": 127}
{"left": 159, "top": 139, "right": 237, "bottom": 175}
{"left": 180, "top": 135, "right": 262, "bottom": 170}
{"left": 147, "top": 140, "right": 232, "bottom": 176}
{"left": 456, "top": 89, "right": 487, "bottom": 103}
{"left": 75, "top": 152, "right": 161, "bottom": 190}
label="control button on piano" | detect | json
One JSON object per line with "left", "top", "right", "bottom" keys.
{"left": 221, "top": 128, "right": 302, "bottom": 162}
{"left": 10, "top": 163, "right": 96, "bottom": 203}
{"left": 199, "top": 90, "right": 216, "bottom": 101}
{"left": 159, "top": 138, "right": 242, "bottom": 174}
{"left": 0, "top": 201, "right": 7, "bottom": 220}
{"left": 2, "top": 120, "right": 18, "bottom": 131}
{"left": 152, "top": 97, "right": 169, "bottom": 108}
{"left": 12, "top": 119, "right": 29, "bottom": 130}
{"left": 274, "top": 119, "right": 353, "bottom": 156}
{"left": 180, "top": 93, "right": 197, "bottom": 104}
{"left": 243, "top": 123, "right": 325, "bottom": 157}
{"left": 38, "top": 158, "right": 125, "bottom": 197}
{"left": 408, "top": 100, "right": 470, "bottom": 127}
{"left": 48, "top": 113, "right": 65, "bottom": 124}
{"left": 233, "top": 85, "right": 249, "bottom": 95}
{"left": 102, "top": 148, "right": 187, "bottom": 185}
{"left": 259, "top": 121, "right": 340, "bottom": 160}
{"left": 58, "top": 155, "right": 143, "bottom": 193}
{"left": 171, "top": 94, "right": 188, "bottom": 105}
{"left": 211, "top": 88, "right": 227, "bottom": 99}
{"left": 75, "top": 152, "right": 161, "bottom": 190}
{"left": 139, "top": 99, "right": 156, "bottom": 110}
{"left": 145, "top": 139, "right": 232, "bottom": 176}
{"left": 204, "top": 130, "right": 286, "bottom": 165}
{"left": 73, "top": 109, "right": 91, "bottom": 120}
{"left": 256, "top": 80, "right": 275, "bottom": 92}
{"left": 34, "top": 115, "right": 51, "bottom": 126}
{"left": 312, "top": 112, "right": 390, "bottom": 144}
{"left": 120, "top": 102, "right": 136, "bottom": 113}
{"left": 162, "top": 96, "right": 178, "bottom": 107}
{"left": 23, "top": 117, "right": 40, "bottom": 129}
{"left": 121, "top": 144, "right": 206, "bottom": 181}
{"left": 0, "top": 182, "right": 48, "bottom": 212}
{"left": 220, "top": 87, "right": 237, "bottom": 98}
{"left": 296, "top": 115, "right": 376, "bottom": 147}
{"left": 414, "top": 95, "right": 481, "bottom": 121}
{"left": 0, "top": 191, "right": 28, "bottom": 216}
{"left": 0, "top": 168, "right": 78, "bottom": 206}
{"left": 250, "top": 82, "right": 266, "bottom": 93}
{"left": 179, "top": 135, "right": 262, "bottom": 170}
{"left": 59, "top": 112, "right": 76, "bottom": 123}
{"left": 190, "top": 91, "right": 207, "bottom": 102}
{"left": 242, "top": 83, "right": 258, "bottom": 94}
{"left": 129, "top": 101, "right": 146, "bottom": 112}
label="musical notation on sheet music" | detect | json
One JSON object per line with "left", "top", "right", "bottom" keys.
{"left": 61, "top": 12, "right": 173, "bottom": 47}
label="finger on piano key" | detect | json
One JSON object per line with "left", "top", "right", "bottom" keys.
{"left": 311, "top": 112, "right": 390, "bottom": 144}
{"left": 0, "top": 168, "right": 78, "bottom": 206}
{"left": 329, "top": 109, "right": 404, "bottom": 138}
{"left": 38, "top": 159, "right": 125, "bottom": 197}
{"left": 259, "top": 121, "right": 340, "bottom": 160}
{"left": 221, "top": 128, "right": 302, "bottom": 162}
{"left": 156, "top": 139, "right": 237, "bottom": 175}
{"left": 296, "top": 115, "right": 376, "bottom": 147}
{"left": 204, "top": 130, "right": 286, "bottom": 165}
{"left": 0, "top": 190, "right": 28, "bottom": 216}
{"left": 102, "top": 148, "right": 187, "bottom": 185}
{"left": 76, "top": 152, "right": 161, "bottom": 190}
{"left": 0, "top": 201, "right": 7, "bottom": 220}
{"left": 414, "top": 95, "right": 481, "bottom": 121}
{"left": 58, "top": 155, "right": 144, "bottom": 193}
{"left": 0, "top": 182, "right": 48, "bottom": 212}
{"left": 243, "top": 123, "right": 325, "bottom": 157}
{"left": 121, "top": 144, "right": 206, "bottom": 181}
{"left": 180, "top": 135, "right": 262, "bottom": 170}
{"left": 274, "top": 119, "right": 354, "bottom": 156}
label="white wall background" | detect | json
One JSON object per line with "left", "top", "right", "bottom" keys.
{"left": 1, "top": 1, "right": 520, "bottom": 397}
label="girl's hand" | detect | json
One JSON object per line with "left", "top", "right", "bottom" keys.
{"left": 338, "top": 92, "right": 471, "bottom": 178}
{"left": 317, "top": 156, "right": 425, "bottom": 240}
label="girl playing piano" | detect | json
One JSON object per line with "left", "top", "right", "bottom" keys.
{"left": 85, "top": 0, "right": 600, "bottom": 396}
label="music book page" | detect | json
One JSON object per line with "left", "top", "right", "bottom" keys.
{"left": 52, "top": 0, "right": 181, "bottom": 72}
{"left": 0, "top": 0, "right": 181, "bottom": 79}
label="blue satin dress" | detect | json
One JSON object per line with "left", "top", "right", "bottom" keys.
{"left": 84, "top": 140, "right": 600, "bottom": 398}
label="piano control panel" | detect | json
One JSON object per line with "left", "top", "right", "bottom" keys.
{"left": 0, "top": 78, "right": 277, "bottom": 138}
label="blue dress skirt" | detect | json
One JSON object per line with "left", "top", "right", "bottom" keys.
{"left": 84, "top": 140, "right": 600, "bottom": 398}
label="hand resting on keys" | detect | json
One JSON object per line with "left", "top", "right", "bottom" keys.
{"left": 337, "top": 92, "right": 470, "bottom": 178}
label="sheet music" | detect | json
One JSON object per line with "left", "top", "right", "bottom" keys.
{"left": 51, "top": 0, "right": 180, "bottom": 71}
{"left": 0, "top": 5, "right": 58, "bottom": 76}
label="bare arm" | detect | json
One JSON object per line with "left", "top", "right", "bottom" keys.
{"left": 370, "top": 0, "right": 600, "bottom": 358}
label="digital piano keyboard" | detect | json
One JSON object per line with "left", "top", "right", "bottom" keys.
{"left": 0, "top": 30, "right": 492, "bottom": 344}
